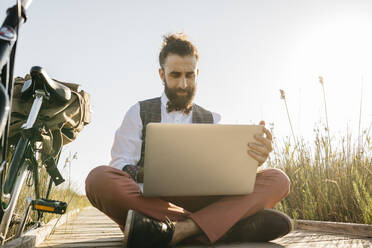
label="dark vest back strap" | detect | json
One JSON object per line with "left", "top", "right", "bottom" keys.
{"left": 137, "top": 97, "right": 213, "bottom": 167}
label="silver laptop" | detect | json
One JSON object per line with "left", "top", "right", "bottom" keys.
{"left": 143, "top": 123, "right": 263, "bottom": 197}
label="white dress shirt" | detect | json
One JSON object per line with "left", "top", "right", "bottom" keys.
{"left": 109, "top": 92, "right": 221, "bottom": 171}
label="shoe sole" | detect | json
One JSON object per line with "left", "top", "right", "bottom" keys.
{"left": 122, "top": 209, "right": 134, "bottom": 248}
{"left": 248, "top": 208, "right": 293, "bottom": 241}
{"left": 264, "top": 208, "right": 293, "bottom": 230}
{"left": 223, "top": 208, "right": 293, "bottom": 243}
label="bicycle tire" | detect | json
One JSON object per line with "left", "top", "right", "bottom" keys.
{"left": 3, "top": 136, "right": 29, "bottom": 195}
{"left": 0, "top": 83, "right": 9, "bottom": 139}
{"left": 0, "top": 136, "right": 29, "bottom": 242}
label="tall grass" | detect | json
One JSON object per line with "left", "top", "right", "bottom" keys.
{"left": 270, "top": 132, "right": 372, "bottom": 224}
{"left": 9, "top": 151, "right": 90, "bottom": 237}
{"left": 275, "top": 81, "right": 372, "bottom": 224}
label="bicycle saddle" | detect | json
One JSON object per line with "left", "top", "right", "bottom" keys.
{"left": 21, "top": 66, "right": 71, "bottom": 102}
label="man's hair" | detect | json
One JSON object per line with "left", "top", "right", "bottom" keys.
{"left": 159, "top": 33, "right": 199, "bottom": 69}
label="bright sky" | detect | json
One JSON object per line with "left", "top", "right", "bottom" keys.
{"left": 1, "top": 0, "right": 372, "bottom": 194}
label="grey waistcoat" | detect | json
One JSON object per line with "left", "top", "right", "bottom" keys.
{"left": 137, "top": 97, "right": 214, "bottom": 167}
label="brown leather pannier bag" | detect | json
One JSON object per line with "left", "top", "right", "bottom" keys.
{"left": 8, "top": 74, "right": 91, "bottom": 160}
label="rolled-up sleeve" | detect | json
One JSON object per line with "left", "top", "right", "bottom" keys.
{"left": 109, "top": 103, "right": 143, "bottom": 170}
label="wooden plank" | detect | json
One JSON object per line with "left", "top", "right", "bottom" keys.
{"left": 2, "top": 236, "right": 35, "bottom": 248}
{"left": 3, "top": 208, "right": 82, "bottom": 248}
{"left": 38, "top": 241, "right": 123, "bottom": 248}
{"left": 44, "top": 233, "right": 122, "bottom": 239}
{"left": 36, "top": 207, "right": 372, "bottom": 248}
{"left": 295, "top": 219, "right": 372, "bottom": 238}
{"left": 40, "top": 236, "right": 122, "bottom": 244}
{"left": 276, "top": 230, "right": 372, "bottom": 246}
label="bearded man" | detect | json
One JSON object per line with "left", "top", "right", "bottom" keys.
{"left": 85, "top": 33, "right": 292, "bottom": 248}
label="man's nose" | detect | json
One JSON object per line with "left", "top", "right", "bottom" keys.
{"left": 178, "top": 77, "right": 187, "bottom": 89}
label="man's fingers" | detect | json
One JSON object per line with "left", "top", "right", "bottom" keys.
{"left": 263, "top": 127, "right": 272, "bottom": 141}
{"left": 253, "top": 135, "right": 273, "bottom": 152}
{"left": 248, "top": 143, "right": 269, "bottom": 157}
{"left": 248, "top": 120, "right": 272, "bottom": 166}
{"left": 247, "top": 150, "right": 265, "bottom": 165}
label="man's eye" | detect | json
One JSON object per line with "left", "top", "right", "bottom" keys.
{"left": 186, "top": 73, "right": 194, "bottom": 78}
{"left": 170, "top": 73, "right": 180, "bottom": 78}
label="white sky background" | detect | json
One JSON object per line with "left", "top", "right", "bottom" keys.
{"left": 1, "top": 0, "right": 372, "bottom": 194}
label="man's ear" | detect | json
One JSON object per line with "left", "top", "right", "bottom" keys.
{"left": 196, "top": 68, "right": 199, "bottom": 76}
{"left": 159, "top": 68, "right": 165, "bottom": 83}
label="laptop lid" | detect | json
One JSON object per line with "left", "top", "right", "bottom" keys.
{"left": 143, "top": 123, "right": 263, "bottom": 197}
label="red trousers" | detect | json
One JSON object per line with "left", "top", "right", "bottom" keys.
{"left": 85, "top": 166, "right": 290, "bottom": 244}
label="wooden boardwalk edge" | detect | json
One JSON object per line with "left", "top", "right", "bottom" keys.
{"left": 295, "top": 219, "right": 372, "bottom": 238}
{"left": 3, "top": 207, "right": 87, "bottom": 248}
{"left": 4, "top": 207, "right": 372, "bottom": 247}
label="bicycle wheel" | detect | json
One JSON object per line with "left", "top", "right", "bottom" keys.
{"left": 0, "top": 83, "right": 9, "bottom": 139}
{"left": 0, "top": 136, "right": 29, "bottom": 243}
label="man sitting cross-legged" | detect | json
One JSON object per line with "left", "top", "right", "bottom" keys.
{"left": 85, "top": 33, "right": 292, "bottom": 248}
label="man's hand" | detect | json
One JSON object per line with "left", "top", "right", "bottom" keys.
{"left": 247, "top": 120, "right": 273, "bottom": 166}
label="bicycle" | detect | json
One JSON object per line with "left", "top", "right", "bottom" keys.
{"left": 0, "top": 1, "right": 80, "bottom": 244}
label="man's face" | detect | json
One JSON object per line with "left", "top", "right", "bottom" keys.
{"left": 159, "top": 54, "right": 198, "bottom": 110}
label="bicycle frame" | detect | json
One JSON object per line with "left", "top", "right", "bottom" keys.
{"left": 0, "top": 88, "right": 45, "bottom": 241}
{"left": 3, "top": 90, "right": 45, "bottom": 196}
{"left": 0, "top": 0, "right": 32, "bottom": 171}
{"left": 0, "top": 2, "right": 69, "bottom": 243}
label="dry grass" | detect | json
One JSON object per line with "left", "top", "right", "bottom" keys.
{"left": 275, "top": 80, "right": 372, "bottom": 224}
{"left": 9, "top": 152, "right": 90, "bottom": 236}
{"left": 270, "top": 132, "right": 372, "bottom": 224}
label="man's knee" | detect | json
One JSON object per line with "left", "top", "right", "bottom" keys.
{"left": 262, "top": 168, "right": 291, "bottom": 197}
{"left": 85, "top": 165, "right": 138, "bottom": 206}
{"left": 85, "top": 165, "right": 113, "bottom": 196}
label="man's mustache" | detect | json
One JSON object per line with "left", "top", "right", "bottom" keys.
{"left": 176, "top": 88, "right": 189, "bottom": 93}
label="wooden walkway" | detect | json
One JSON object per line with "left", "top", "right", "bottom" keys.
{"left": 37, "top": 207, "right": 372, "bottom": 248}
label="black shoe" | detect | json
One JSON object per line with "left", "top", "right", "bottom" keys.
{"left": 222, "top": 209, "right": 293, "bottom": 243}
{"left": 123, "top": 210, "right": 175, "bottom": 248}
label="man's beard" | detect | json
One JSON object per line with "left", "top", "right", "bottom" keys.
{"left": 164, "top": 79, "right": 196, "bottom": 114}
